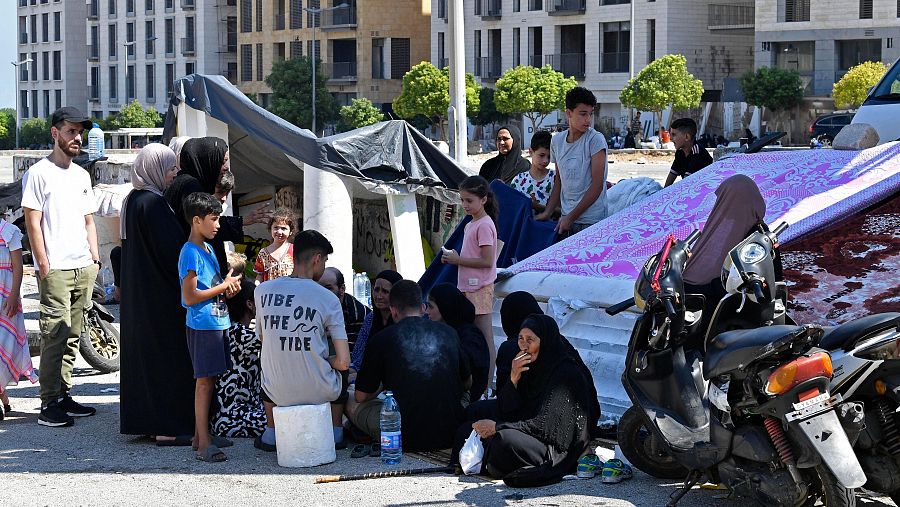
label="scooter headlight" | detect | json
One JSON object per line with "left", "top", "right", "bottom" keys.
{"left": 739, "top": 242, "right": 767, "bottom": 264}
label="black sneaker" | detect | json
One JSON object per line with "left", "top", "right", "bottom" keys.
{"left": 58, "top": 395, "right": 97, "bottom": 417}
{"left": 38, "top": 402, "right": 74, "bottom": 427}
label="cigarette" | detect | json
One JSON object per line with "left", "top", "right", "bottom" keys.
{"left": 514, "top": 352, "right": 528, "bottom": 361}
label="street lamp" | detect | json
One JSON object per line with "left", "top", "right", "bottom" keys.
{"left": 11, "top": 57, "right": 34, "bottom": 150}
{"left": 123, "top": 37, "right": 158, "bottom": 103}
{"left": 302, "top": 3, "right": 348, "bottom": 136}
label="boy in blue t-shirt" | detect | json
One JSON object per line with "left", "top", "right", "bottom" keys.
{"left": 178, "top": 192, "right": 241, "bottom": 462}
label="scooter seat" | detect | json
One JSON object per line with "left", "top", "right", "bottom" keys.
{"left": 704, "top": 325, "right": 808, "bottom": 379}
{"left": 818, "top": 313, "right": 900, "bottom": 352}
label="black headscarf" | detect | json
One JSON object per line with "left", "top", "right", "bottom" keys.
{"left": 178, "top": 137, "right": 227, "bottom": 193}
{"left": 496, "top": 291, "right": 544, "bottom": 392}
{"left": 479, "top": 125, "right": 531, "bottom": 184}
{"left": 429, "top": 283, "right": 476, "bottom": 328}
{"left": 428, "top": 283, "right": 490, "bottom": 400}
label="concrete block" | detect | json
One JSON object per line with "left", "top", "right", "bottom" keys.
{"left": 467, "top": 140, "right": 482, "bottom": 155}
{"left": 833, "top": 123, "right": 879, "bottom": 151}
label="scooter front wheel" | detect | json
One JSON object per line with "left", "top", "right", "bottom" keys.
{"left": 617, "top": 406, "right": 689, "bottom": 480}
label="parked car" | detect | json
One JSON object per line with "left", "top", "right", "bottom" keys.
{"left": 852, "top": 58, "right": 900, "bottom": 143}
{"left": 809, "top": 112, "right": 855, "bottom": 142}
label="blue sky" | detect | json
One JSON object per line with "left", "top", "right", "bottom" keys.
{"left": 0, "top": 6, "right": 16, "bottom": 109}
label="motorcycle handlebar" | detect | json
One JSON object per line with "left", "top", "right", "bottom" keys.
{"left": 685, "top": 229, "right": 701, "bottom": 246}
{"left": 606, "top": 297, "right": 635, "bottom": 316}
{"left": 773, "top": 222, "right": 789, "bottom": 236}
{"left": 752, "top": 280, "right": 766, "bottom": 301}
{"left": 663, "top": 298, "right": 677, "bottom": 318}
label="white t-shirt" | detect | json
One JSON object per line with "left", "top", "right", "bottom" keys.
{"left": 20, "top": 158, "right": 97, "bottom": 270}
{"left": 551, "top": 128, "right": 609, "bottom": 225}
{"left": 256, "top": 276, "right": 348, "bottom": 407}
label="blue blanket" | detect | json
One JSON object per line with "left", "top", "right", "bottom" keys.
{"left": 419, "top": 180, "right": 558, "bottom": 295}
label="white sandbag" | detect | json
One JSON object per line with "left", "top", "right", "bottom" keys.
{"left": 273, "top": 403, "right": 336, "bottom": 468}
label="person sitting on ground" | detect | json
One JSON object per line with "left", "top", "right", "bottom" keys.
{"left": 319, "top": 267, "right": 369, "bottom": 352}
{"left": 254, "top": 230, "right": 351, "bottom": 452}
{"left": 469, "top": 315, "right": 600, "bottom": 487}
{"left": 349, "top": 269, "right": 403, "bottom": 373}
{"left": 479, "top": 125, "right": 531, "bottom": 185}
{"left": 536, "top": 87, "right": 610, "bottom": 238}
{"left": 510, "top": 131, "right": 556, "bottom": 215}
{"left": 212, "top": 277, "right": 266, "bottom": 438}
{"left": 664, "top": 118, "right": 713, "bottom": 188}
{"left": 426, "top": 283, "right": 490, "bottom": 404}
{"left": 495, "top": 291, "right": 543, "bottom": 394}
{"left": 347, "top": 280, "right": 470, "bottom": 453}
{"left": 254, "top": 207, "right": 296, "bottom": 283}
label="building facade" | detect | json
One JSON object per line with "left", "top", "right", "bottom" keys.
{"left": 236, "top": 0, "right": 431, "bottom": 116}
{"left": 432, "top": 0, "right": 755, "bottom": 133}
{"left": 84, "top": 0, "right": 237, "bottom": 121}
{"left": 755, "top": 0, "right": 900, "bottom": 98}
{"left": 15, "top": 0, "right": 88, "bottom": 129}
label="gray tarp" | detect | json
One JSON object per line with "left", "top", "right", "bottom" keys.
{"left": 163, "top": 74, "right": 467, "bottom": 200}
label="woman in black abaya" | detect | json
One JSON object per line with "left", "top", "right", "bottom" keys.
{"left": 479, "top": 125, "right": 531, "bottom": 184}
{"left": 119, "top": 143, "right": 195, "bottom": 441}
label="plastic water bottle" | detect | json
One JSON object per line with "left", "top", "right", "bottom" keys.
{"left": 380, "top": 391, "right": 402, "bottom": 465}
{"left": 361, "top": 272, "right": 371, "bottom": 308}
{"left": 352, "top": 272, "right": 364, "bottom": 302}
{"left": 87, "top": 123, "right": 104, "bottom": 159}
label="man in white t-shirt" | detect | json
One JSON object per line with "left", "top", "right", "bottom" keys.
{"left": 254, "top": 230, "right": 351, "bottom": 452}
{"left": 21, "top": 107, "right": 101, "bottom": 428}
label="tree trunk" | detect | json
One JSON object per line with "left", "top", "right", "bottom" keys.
{"left": 657, "top": 110, "right": 665, "bottom": 138}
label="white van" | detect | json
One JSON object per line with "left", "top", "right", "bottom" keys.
{"left": 851, "top": 59, "right": 900, "bottom": 144}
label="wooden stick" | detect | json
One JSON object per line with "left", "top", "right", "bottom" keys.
{"left": 315, "top": 466, "right": 456, "bottom": 484}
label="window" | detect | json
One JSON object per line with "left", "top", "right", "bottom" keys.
{"left": 308, "top": 0, "right": 320, "bottom": 27}
{"left": 91, "top": 67, "right": 101, "bottom": 99}
{"left": 514, "top": 0, "right": 520, "bottom": 12}
{"left": 146, "top": 21, "right": 155, "bottom": 56}
{"left": 165, "top": 0, "right": 174, "bottom": 10}
{"left": 53, "top": 12, "right": 60, "bottom": 41}
{"left": 55, "top": 90, "right": 61, "bottom": 111}
{"left": 241, "top": 0, "right": 252, "bottom": 32}
{"left": 274, "top": 42, "right": 286, "bottom": 62}
{"left": 18, "top": 53, "right": 27, "bottom": 81}
{"left": 373, "top": 37, "right": 385, "bottom": 78}
{"left": 528, "top": 0, "right": 541, "bottom": 11}
{"left": 226, "top": 61, "right": 238, "bottom": 83}
{"left": 41, "top": 13, "right": 49, "bottom": 42}
{"left": 184, "top": 16, "right": 195, "bottom": 54}
{"left": 837, "top": 39, "right": 881, "bottom": 70}
{"left": 859, "top": 0, "right": 872, "bottom": 18}
{"left": 290, "top": 0, "right": 302, "bottom": 29}
{"left": 783, "top": 0, "right": 810, "bottom": 22}
{"left": 256, "top": 43, "right": 263, "bottom": 80}
{"left": 109, "top": 0, "right": 116, "bottom": 16}
{"left": 185, "top": 61, "right": 195, "bottom": 75}
{"left": 126, "top": 23, "right": 135, "bottom": 56}
{"left": 600, "top": 0, "right": 629, "bottom": 4}
{"left": 43, "top": 91, "right": 50, "bottom": 119}
{"left": 52, "top": 51, "right": 60, "bottom": 80}
{"left": 275, "top": 0, "right": 286, "bottom": 30}
{"left": 307, "top": 39, "right": 320, "bottom": 61}
{"left": 126, "top": 64, "right": 135, "bottom": 100}
{"left": 31, "top": 52, "right": 37, "bottom": 82}
{"left": 109, "top": 24, "right": 117, "bottom": 58}
{"left": 31, "top": 90, "right": 38, "bottom": 118}
{"left": 647, "top": 19, "right": 655, "bottom": 63}
{"left": 227, "top": 17, "right": 237, "bottom": 52}
{"left": 127, "top": 0, "right": 134, "bottom": 15}
{"left": 474, "top": 30, "right": 481, "bottom": 75}
{"left": 90, "top": 26, "right": 99, "bottom": 59}
{"left": 30, "top": 14, "right": 36, "bottom": 43}
{"left": 601, "top": 21, "right": 629, "bottom": 73}
{"left": 42, "top": 52, "right": 49, "bottom": 80}
{"left": 290, "top": 40, "right": 302, "bottom": 59}
{"left": 146, "top": 0, "right": 154, "bottom": 12}
{"left": 513, "top": 28, "right": 520, "bottom": 67}
{"left": 165, "top": 18, "right": 174, "bottom": 55}
{"left": 391, "top": 38, "right": 410, "bottom": 79}
{"left": 20, "top": 91, "right": 28, "bottom": 119}
{"left": 241, "top": 44, "right": 252, "bottom": 81}
{"left": 436, "top": 33, "right": 444, "bottom": 69}
{"left": 19, "top": 16, "right": 27, "bottom": 45}
{"left": 109, "top": 65, "right": 118, "bottom": 100}
{"left": 166, "top": 62, "right": 175, "bottom": 95}
{"left": 256, "top": 0, "right": 263, "bottom": 32}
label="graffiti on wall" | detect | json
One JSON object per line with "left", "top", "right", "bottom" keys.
{"left": 353, "top": 199, "right": 394, "bottom": 274}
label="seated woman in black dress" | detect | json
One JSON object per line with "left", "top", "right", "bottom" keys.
{"left": 469, "top": 315, "right": 600, "bottom": 487}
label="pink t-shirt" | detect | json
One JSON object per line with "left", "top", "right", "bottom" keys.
{"left": 458, "top": 215, "right": 497, "bottom": 292}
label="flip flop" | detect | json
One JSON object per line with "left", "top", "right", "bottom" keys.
{"left": 196, "top": 444, "right": 227, "bottom": 463}
{"left": 350, "top": 443, "right": 369, "bottom": 458}
{"left": 369, "top": 443, "right": 381, "bottom": 458}
{"left": 192, "top": 435, "right": 233, "bottom": 450}
{"left": 156, "top": 435, "right": 193, "bottom": 447}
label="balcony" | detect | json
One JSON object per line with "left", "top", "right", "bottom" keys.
{"left": 601, "top": 51, "right": 629, "bottom": 73}
{"left": 480, "top": 0, "right": 502, "bottom": 19}
{"left": 708, "top": 3, "right": 754, "bottom": 30}
{"left": 181, "top": 0, "right": 195, "bottom": 9}
{"left": 322, "top": 7, "right": 357, "bottom": 29}
{"left": 546, "top": 53, "right": 585, "bottom": 79}
{"left": 327, "top": 61, "right": 357, "bottom": 82}
{"left": 478, "top": 56, "right": 502, "bottom": 81}
{"left": 546, "top": 0, "right": 585, "bottom": 15}
{"left": 181, "top": 37, "right": 195, "bottom": 55}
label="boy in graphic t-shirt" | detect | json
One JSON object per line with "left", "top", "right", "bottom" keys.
{"left": 178, "top": 192, "right": 241, "bottom": 463}
{"left": 253, "top": 230, "right": 351, "bottom": 452}
{"left": 510, "top": 130, "right": 556, "bottom": 214}
{"left": 535, "top": 87, "right": 609, "bottom": 237}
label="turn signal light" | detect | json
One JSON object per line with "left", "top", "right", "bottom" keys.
{"left": 765, "top": 352, "right": 833, "bottom": 395}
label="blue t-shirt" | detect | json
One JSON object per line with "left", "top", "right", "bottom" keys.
{"left": 178, "top": 241, "right": 231, "bottom": 331}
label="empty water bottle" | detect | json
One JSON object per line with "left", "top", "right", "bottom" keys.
{"left": 87, "top": 123, "right": 104, "bottom": 159}
{"left": 380, "top": 391, "right": 402, "bottom": 465}
{"left": 361, "top": 271, "right": 371, "bottom": 308}
{"left": 352, "top": 272, "right": 364, "bottom": 303}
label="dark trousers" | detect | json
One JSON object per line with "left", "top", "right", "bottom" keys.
{"left": 484, "top": 429, "right": 549, "bottom": 478}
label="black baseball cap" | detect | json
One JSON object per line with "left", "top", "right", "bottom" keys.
{"left": 50, "top": 106, "right": 93, "bottom": 130}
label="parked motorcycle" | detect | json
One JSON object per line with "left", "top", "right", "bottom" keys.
{"left": 608, "top": 225, "right": 866, "bottom": 506}
{"left": 79, "top": 280, "right": 120, "bottom": 373}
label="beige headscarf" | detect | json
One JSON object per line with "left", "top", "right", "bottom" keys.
{"left": 120, "top": 143, "right": 177, "bottom": 240}
{"left": 168, "top": 136, "right": 192, "bottom": 170}
{"left": 683, "top": 174, "right": 766, "bottom": 285}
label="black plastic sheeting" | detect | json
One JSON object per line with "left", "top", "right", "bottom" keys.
{"left": 163, "top": 74, "right": 468, "bottom": 198}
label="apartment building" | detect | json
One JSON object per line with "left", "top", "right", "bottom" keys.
{"left": 85, "top": 0, "right": 237, "bottom": 121}
{"left": 15, "top": 0, "right": 88, "bottom": 127}
{"left": 432, "top": 0, "right": 755, "bottom": 132}
{"left": 236, "top": 0, "right": 431, "bottom": 114}
{"left": 755, "top": 0, "right": 900, "bottom": 98}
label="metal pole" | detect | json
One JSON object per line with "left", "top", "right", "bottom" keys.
{"left": 13, "top": 63, "right": 19, "bottom": 150}
{"left": 124, "top": 43, "right": 129, "bottom": 103}
{"left": 312, "top": 22, "right": 316, "bottom": 136}
{"left": 447, "top": 0, "right": 466, "bottom": 162}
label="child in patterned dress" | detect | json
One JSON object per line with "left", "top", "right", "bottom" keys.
{"left": 510, "top": 131, "right": 556, "bottom": 215}
{"left": 253, "top": 208, "right": 295, "bottom": 283}
{"left": 0, "top": 219, "right": 35, "bottom": 420}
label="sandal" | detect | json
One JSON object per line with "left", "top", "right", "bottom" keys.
{"left": 350, "top": 443, "right": 370, "bottom": 458}
{"left": 195, "top": 444, "right": 227, "bottom": 463}
{"left": 192, "top": 435, "right": 233, "bottom": 451}
{"left": 156, "top": 435, "right": 193, "bottom": 447}
{"left": 369, "top": 443, "right": 381, "bottom": 458}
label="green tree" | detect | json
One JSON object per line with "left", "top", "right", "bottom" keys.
{"left": 494, "top": 65, "right": 576, "bottom": 135}
{"left": 265, "top": 56, "right": 337, "bottom": 132}
{"left": 109, "top": 100, "right": 163, "bottom": 129}
{"left": 19, "top": 118, "right": 50, "bottom": 148}
{"left": 339, "top": 98, "right": 385, "bottom": 131}
{"left": 619, "top": 54, "right": 704, "bottom": 137}
{"left": 468, "top": 87, "right": 507, "bottom": 128}
{"left": 393, "top": 61, "right": 480, "bottom": 140}
{"left": 740, "top": 67, "right": 803, "bottom": 138}
{"left": 833, "top": 61, "right": 888, "bottom": 109}
{"left": 0, "top": 109, "right": 13, "bottom": 149}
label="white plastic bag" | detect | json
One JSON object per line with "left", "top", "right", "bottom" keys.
{"left": 459, "top": 430, "right": 484, "bottom": 475}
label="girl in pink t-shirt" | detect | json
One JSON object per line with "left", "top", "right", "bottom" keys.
{"left": 442, "top": 176, "right": 499, "bottom": 388}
